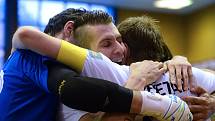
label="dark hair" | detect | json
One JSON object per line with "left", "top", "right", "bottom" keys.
{"left": 44, "top": 8, "right": 87, "bottom": 36}
{"left": 73, "top": 10, "right": 113, "bottom": 48}
{"left": 73, "top": 10, "right": 113, "bottom": 30}
{"left": 117, "top": 15, "right": 173, "bottom": 63}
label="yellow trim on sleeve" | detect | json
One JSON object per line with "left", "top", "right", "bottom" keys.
{"left": 57, "top": 40, "right": 87, "bottom": 73}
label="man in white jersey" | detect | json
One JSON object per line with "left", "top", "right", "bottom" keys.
{"left": 11, "top": 11, "right": 193, "bottom": 119}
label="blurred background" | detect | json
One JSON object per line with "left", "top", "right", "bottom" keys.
{"left": 0, "top": 0, "right": 215, "bottom": 69}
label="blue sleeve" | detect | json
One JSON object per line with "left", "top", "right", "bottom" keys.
{"left": 21, "top": 50, "right": 50, "bottom": 92}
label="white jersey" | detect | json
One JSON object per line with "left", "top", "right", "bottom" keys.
{"left": 63, "top": 52, "right": 215, "bottom": 121}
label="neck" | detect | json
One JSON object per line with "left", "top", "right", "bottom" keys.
{"left": 54, "top": 32, "right": 75, "bottom": 44}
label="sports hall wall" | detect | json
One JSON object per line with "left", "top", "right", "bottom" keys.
{"left": 117, "top": 4, "right": 215, "bottom": 63}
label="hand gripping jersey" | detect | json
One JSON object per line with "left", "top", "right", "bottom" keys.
{"left": 83, "top": 51, "right": 215, "bottom": 95}
{"left": 64, "top": 50, "right": 215, "bottom": 121}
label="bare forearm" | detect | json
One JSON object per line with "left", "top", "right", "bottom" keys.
{"left": 79, "top": 113, "right": 103, "bottom": 121}
{"left": 12, "top": 26, "right": 61, "bottom": 58}
{"left": 12, "top": 26, "right": 88, "bottom": 72}
{"left": 130, "top": 91, "right": 142, "bottom": 114}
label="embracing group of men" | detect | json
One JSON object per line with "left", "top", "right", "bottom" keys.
{"left": 1, "top": 8, "right": 215, "bottom": 121}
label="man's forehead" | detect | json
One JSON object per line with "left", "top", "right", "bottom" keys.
{"left": 79, "top": 23, "right": 121, "bottom": 43}
{"left": 90, "top": 23, "right": 120, "bottom": 35}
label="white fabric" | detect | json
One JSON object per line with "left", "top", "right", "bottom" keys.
{"left": 141, "top": 91, "right": 192, "bottom": 121}
{"left": 63, "top": 52, "right": 215, "bottom": 121}
{"left": 146, "top": 67, "right": 215, "bottom": 97}
{"left": 62, "top": 105, "right": 88, "bottom": 121}
{"left": 82, "top": 52, "right": 129, "bottom": 86}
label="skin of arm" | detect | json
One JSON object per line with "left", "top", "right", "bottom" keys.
{"left": 12, "top": 26, "right": 87, "bottom": 72}
{"left": 12, "top": 26, "right": 61, "bottom": 59}
{"left": 183, "top": 86, "right": 215, "bottom": 121}
{"left": 182, "top": 69, "right": 215, "bottom": 121}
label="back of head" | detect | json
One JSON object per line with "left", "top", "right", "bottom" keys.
{"left": 117, "top": 15, "right": 172, "bottom": 64}
{"left": 73, "top": 10, "right": 113, "bottom": 48}
{"left": 44, "top": 8, "right": 87, "bottom": 36}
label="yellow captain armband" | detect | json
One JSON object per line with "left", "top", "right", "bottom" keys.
{"left": 57, "top": 40, "right": 87, "bottom": 73}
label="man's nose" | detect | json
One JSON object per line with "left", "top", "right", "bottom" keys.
{"left": 113, "top": 41, "right": 124, "bottom": 57}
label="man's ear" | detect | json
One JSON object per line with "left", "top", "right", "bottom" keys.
{"left": 63, "top": 21, "right": 74, "bottom": 37}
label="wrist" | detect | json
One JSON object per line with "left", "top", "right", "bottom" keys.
{"left": 57, "top": 40, "right": 87, "bottom": 72}
{"left": 173, "top": 55, "right": 188, "bottom": 61}
{"left": 125, "top": 78, "right": 147, "bottom": 90}
{"left": 130, "top": 91, "right": 142, "bottom": 114}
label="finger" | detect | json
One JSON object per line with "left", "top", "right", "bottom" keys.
{"left": 192, "top": 86, "right": 207, "bottom": 96}
{"left": 163, "top": 61, "right": 169, "bottom": 72}
{"left": 163, "top": 63, "right": 168, "bottom": 72}
{"left": 189, "top": 105, "right": 208, "bottom": 113}
{"left": 183, "top": 96, "right": 207, "bottom": 105}
{"left": 159, "top": 67, "right": 167, "bottom": 74}
{"left": 175, "top": 65, "right": 182, "bottom": 91}
{"left": 188, "top": 66, "right": 196, "bottom": 91}
{"left": 201, "top": 93, "right": 210, "bottom": 98}
{"left": 168, "top": 65, "right": 176, "bottom": 85}
{"left": 151, "top": 61, "right": 159, "bottom": 65}
{"left": 182, "top": 66, "right": 189, "bottom": 91}
{"left": 193, "top": 113, "right": 208, "bottom": 121}
{"left": 195, "top": 119, "right": 205, "bottom": 121}
{"left": 157, "top": 62, "right": 164, "bottom": 69}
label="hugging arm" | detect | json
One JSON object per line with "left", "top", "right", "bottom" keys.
{"left": 12, "top": 26, "right": 61, "bottom": 59}
{"left": 46, "top": 60, "right": 133, "bottom": 113}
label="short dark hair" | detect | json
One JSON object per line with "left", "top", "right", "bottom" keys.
{"left": 73, "top": 10, "right": 113, "bottom": 48}
{"left": 117, "top": 15, "right": 172, "bottom": 63}
{"left": 73, "top": 10, "right": 113, "bottom": 30}
{"left": 44, "top": 8, "right": 87, "bottom": 36}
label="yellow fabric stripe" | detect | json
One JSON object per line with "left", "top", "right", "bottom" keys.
{"left": 57, "top": 40, "right": 87, "bottom": 73}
